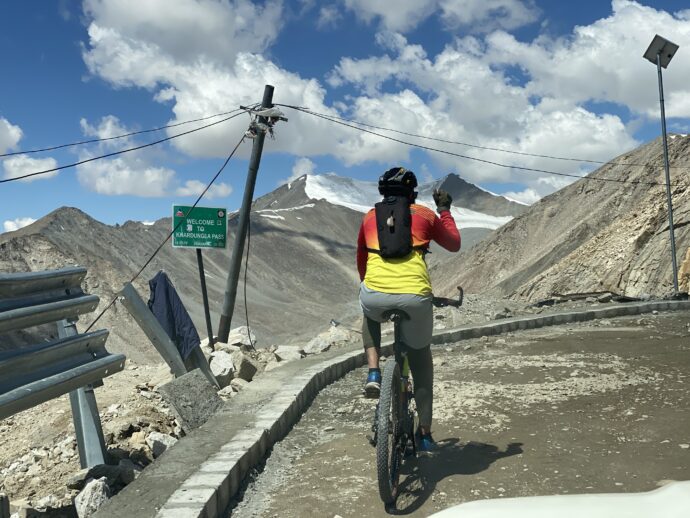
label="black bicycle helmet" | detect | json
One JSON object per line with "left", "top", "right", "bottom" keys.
{"left": 378, "top": 167, "right": 418, "bottom": 196}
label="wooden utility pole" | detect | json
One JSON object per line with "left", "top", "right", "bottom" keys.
{"left": 217, "top": 85, "right": 275, "bottom": 341}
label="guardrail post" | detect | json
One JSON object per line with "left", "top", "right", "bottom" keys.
{"left": 58, "top": 319, "right": 108, "bottom": 468}
{"left": 120, "top": 283, "right": 187, "bottom": 377}
{"left": 0, "top": 493, "right": 10, "bottom": 518}
{"left": 120, "top": 283, "right": 220, "bottom": 388}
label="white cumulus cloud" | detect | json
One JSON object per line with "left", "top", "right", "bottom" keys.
{"left": 3, "top": 155, "right": 59, "bottom": 182}
{"left": 76, "top": 157, "right": 175, "bottom": 196}
{"left": 501, "top": 187, "right": 541, "bottom": 205}
{"left": 176, "top": 180, "right": 232, "bottom": 199}
{"left": 3, "top": 217, "right": 36, "bottom": 233}
{"left": 0, "top": 117, "right": 23, "bottom": 154}
{"left": 340, "top": 0, "right": 539, "bottom": 32}
{"left": 281, "top": 156, "right": 316, "bottom": 185}
{"left": 78, "top": 0, "right": 688, "bottom": 202}
{"left": 484, "top": 0, "right": 690, "bottom": 117}
{"left": 76, "top": 115, "right": 177, "bottom": 196}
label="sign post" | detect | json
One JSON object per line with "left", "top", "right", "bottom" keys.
{"left": 173, "top": 205, "right": 228, "bottom": 348}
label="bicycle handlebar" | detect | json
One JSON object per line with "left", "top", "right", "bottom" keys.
{"left": 431, "top": 286, "right": 464, "bottom": 308}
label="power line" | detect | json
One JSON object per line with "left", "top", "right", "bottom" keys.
{"left": 85, "top": 133, "right": 247, "bottom": 332}
{"left": 0, "top": 108, "right": 244, "bottom": 158}
{"left": 0, "top": 111, "right": 246, "bottom": 184}
{"left": 277, "top": 104, "right": 689, "bottom": 171}
{"left": 282, "top": 105, "right": 674, "bottom": 187}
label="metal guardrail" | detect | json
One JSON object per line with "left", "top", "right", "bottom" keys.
{"left": 0, "top": 267, "right": 125, "bottom": 468}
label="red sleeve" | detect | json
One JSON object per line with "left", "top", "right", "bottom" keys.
{"left": 431, "top": 210, "right": 461, "bottom": 252}
{"left": 357, "top": 223, "right": 368, "bottom": 281}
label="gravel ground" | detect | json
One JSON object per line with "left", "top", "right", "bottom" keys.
{"left": 228, "top": 311, "right": 690, "bottom": 517}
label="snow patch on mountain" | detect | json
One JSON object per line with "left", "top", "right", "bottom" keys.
{"left": 474, "top": 184, "right": 529, "bottom": 206}
{"left": 304, "top": 173, "right": 512, "bottom": 230}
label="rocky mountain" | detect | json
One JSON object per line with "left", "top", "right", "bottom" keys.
{"left": 256, "top": 173, "right": 526, "bottom": 253}
{"left": 0, "top": 172, "right": 520, "bottom": 361}
{"left": 433, "top": 135, "right": 690, "bottom": 301}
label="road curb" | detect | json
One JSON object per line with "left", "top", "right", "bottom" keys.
{"left": 124, "top": 300, "right": 690, "bottom": 517}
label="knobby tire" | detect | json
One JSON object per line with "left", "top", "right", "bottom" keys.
{"left": 377, "top": 359, "right": 402, "bottom": 505}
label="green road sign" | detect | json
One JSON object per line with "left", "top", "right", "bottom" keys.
{"left": 172, "top": 205, "right": 227, "bottom": 249}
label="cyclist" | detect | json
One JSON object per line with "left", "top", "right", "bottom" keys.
{"left": 357, "top": 167, "right": 460, "bottom": 451}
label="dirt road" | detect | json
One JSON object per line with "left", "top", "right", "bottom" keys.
{"left": 229, "top": 312, "right": 690, "bottom": 517}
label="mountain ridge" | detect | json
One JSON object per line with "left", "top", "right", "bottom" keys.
{"left": 433, "top": 136, "right": 690, "bottom": 299}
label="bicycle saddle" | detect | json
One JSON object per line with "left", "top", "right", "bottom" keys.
{"left": 382, "top": 309, "right": 410, "bottom": 321}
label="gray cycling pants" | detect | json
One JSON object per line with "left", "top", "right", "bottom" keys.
{"left": 359, "top": 283, "right": 433, "bottom": 349}
{"left": 359, "top": 284, "right": 434, "bottom": 427}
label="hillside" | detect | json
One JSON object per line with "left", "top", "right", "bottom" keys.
{"left": 433, "top": 136, "right": 690, "bottom": 300}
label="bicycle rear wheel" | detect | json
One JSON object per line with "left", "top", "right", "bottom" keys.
{"left": 376, "top": 359, "right": 402, "bottom": 505}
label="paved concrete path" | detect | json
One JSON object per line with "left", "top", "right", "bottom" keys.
{"left": 230, "top": 312, "right": 690, "bottom": 517}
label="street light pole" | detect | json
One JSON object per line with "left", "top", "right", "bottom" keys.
{"left": 644, "top": 34, "right": 680, "bottom": 296}
{"left": 655, "top": 52, "right": 679, "bottom": 295}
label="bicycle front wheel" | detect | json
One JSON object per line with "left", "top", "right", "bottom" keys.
{"left": 376, "top": 359, "right": 402, "bottom": 505}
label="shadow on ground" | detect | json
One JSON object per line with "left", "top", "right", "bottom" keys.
{"left": 390, "top": 440, "right": 524, "bottom": 515}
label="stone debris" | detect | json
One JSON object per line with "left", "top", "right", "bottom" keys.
{"left": 215, "top": 342, "right": 241, "bottom": 354}
{"left": 67, "top": 464, "right": 130, "bottom": 490}
{"left": 492, "top": 307, "right": 512, "bottom": 320}
{"left": 303, "top": 334, "right": 332, "bottom": 355}
{"left": 274, "top": 345, "right": 303, "bottom": 362}
{"left": 35, "top": 493, "right": 59, "bottom": 510}
{"left": 210, "top": 350, "right": 235, "bottom": 388}
{"left": 232, "top": 351, "right": 259, "bottom": 382}
{"left": 303, "top": 324, "right": 353, "bottom": 355}
{"left": 75, "top": 477, "right": 110, "bottom": 518}
{"left": 226, "top": 326, "right": 257, "bottom": 347}
{"left": 145, "top": 432, "right": 178, "bottom": 458}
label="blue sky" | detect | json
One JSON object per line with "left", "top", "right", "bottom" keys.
{"left": 1, "top": 0, "right": 690, "bottom": 229}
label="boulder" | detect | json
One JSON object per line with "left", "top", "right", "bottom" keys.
{"left": 67, "top": 464, "right": 128, "bottom": 490}
{"left": 327, "top": 325, "right": 351, "bottom": 343}
{"left": 597, "top": 293, "right": 613, "bottom": 303}
{"left": 215, "top": 342, "right": 241, "bottom": 354}
{"left": 145, "top": 432, "right": 178, "bottom": 458}
{"left": 303, "top": 334, "right": 331, "bottom": 355}
{"left": 227, "top": 326, "right": 257, "bottom": 347}
{"left": 274, "top": 345, "right": 303, "bottom": 362}
{"left": 75, "top": 477, "right": 110, "bottom": 518}
{"left": 231, "top": 351, "right": 259, "bottom": 382}
{"left": 35, "top": 494, "right": 59, "bottom": 510}
{"left": 210, "top": 351, "right": 235, "bottom": 388}
{"left": 129, "top": 430, "right": 146, "bottom": 446}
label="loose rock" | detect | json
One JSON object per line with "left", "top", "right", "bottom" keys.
{"left": 231, "top": 351, "right": 259, "bottom": 382}
{"left": 145, "top": 432, "right": 177, "bottom": 458}
{"left": 210, "top": 351, "right": 235, "bottom": 388}
{"left": 75, "top": 477, "right": 110, "bottom": 517}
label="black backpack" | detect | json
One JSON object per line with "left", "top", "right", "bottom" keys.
{"left": 371, "top": 196, "right": 414, "bottom": 259}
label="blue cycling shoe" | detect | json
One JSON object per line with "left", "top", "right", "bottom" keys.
{"left": 364, "top": 370, "right": 381, "bottom": 398}
{"left": 415, "top": 430, "right": 437, "bottom": 453}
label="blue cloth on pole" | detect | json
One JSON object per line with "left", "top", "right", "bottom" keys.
{"left": 147, "top": 270, "right": 200, "bottom": 360}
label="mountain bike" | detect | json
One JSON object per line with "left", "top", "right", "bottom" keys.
{"left": 372, "top": 287, "right": 463, "bottom": 506}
